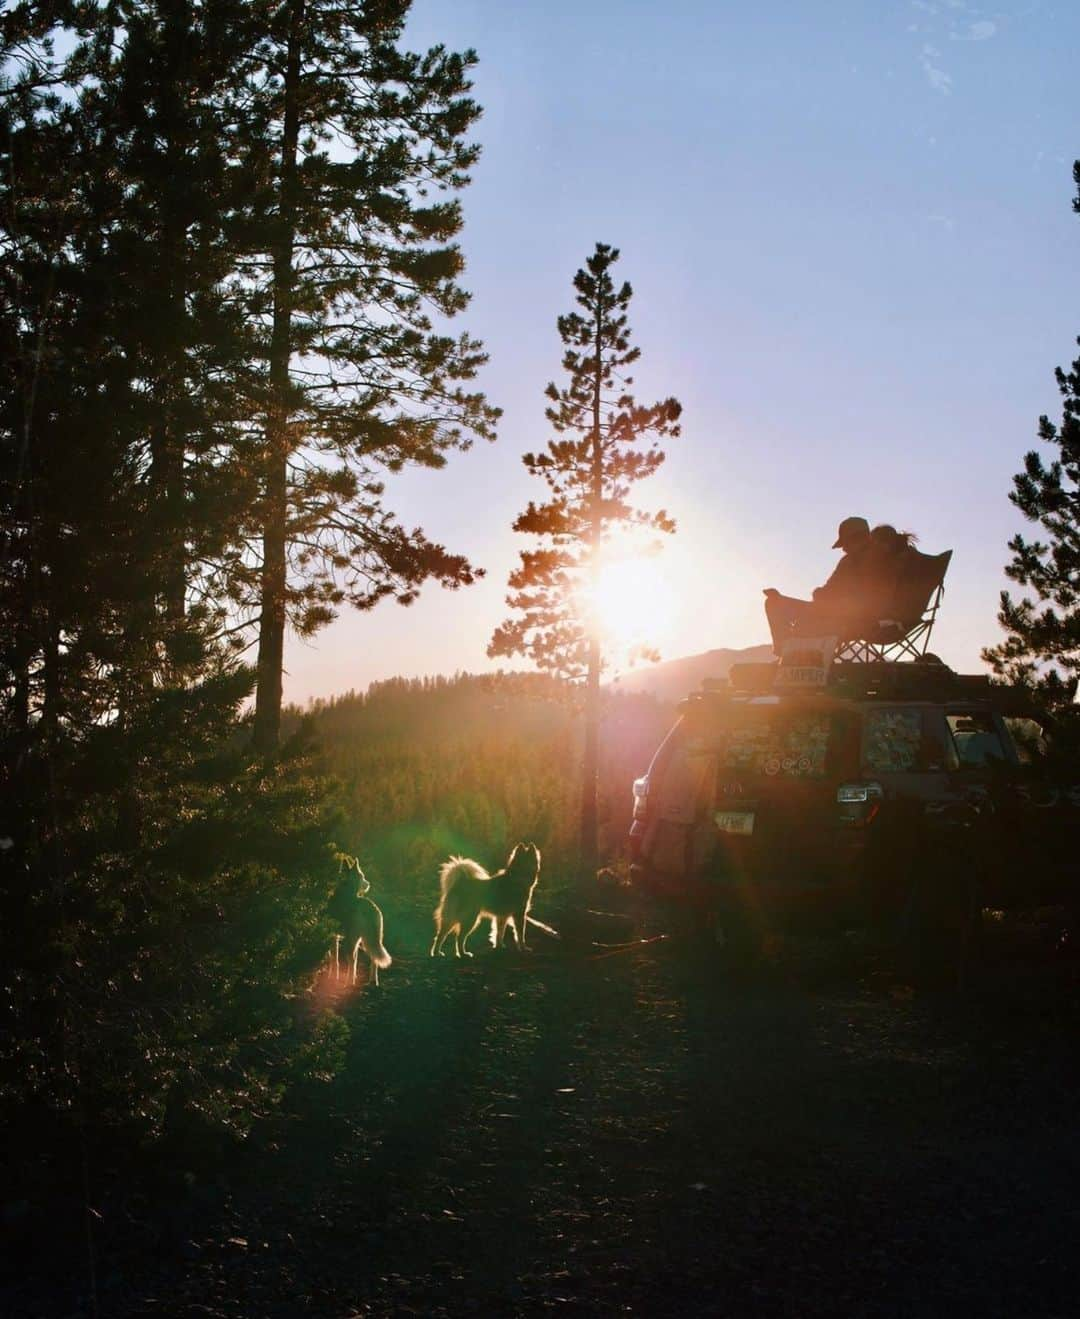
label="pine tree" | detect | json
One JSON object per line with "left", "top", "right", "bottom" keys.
{"left": 1, "top": 2, "right": 262, "bottom": 766}
{"left": 0, "top": 12, "right": 64, "bottom": 751}
{"left": 0, "top": 9, "right": 149, "bottom": 766}
{"left": 982, "top": 164, "right": 1080, "bottom": 721}
{"left": 488, "top": 243, "right": 681, "bottom": 872}
{"left": 0, "top": 6, "right": 349, "bottom": 1151}
{"left": 244, "top": 0, "right": 499, "bottom": 752}
{"left": 103, "top": 0, "right": 264, "bottom": 632}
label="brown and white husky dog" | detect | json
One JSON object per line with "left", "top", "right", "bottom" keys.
{"left": 430, "top": 843, "right": 542, "bottom": 957}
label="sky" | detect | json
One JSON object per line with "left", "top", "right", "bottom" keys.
{"left": 283, "top": 0, "right": 1080, "bottom": 705}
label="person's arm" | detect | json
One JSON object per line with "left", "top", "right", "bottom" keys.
{"left": 812, "top": 555, "right": 854, "bottom": 602}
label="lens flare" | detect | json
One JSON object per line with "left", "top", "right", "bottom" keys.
{"left": 580, "top": 553, "right": 675, "bottom": 661}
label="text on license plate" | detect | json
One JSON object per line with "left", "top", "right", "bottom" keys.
{"left": 714, "top": 811, "right": 755, "bottom": 836}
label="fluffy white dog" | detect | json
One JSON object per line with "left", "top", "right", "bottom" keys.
{"left": 430, "top": 843, "right": 542, "bottom": 958}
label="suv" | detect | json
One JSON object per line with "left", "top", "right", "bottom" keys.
{"left": 627, "top": 660, "right": 1077, "bottom": 925}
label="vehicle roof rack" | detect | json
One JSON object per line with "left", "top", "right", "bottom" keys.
{"left": 717, "top": 658, "right": 1008, "bottom": 704}
{"left": 725, "top": 662, "right": 780, "bottom": 693}
{"left": 827, "top": 660, "right": 971, "bottom": 699}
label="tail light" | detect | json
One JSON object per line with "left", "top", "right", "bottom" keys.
{"left": 837, "top": 780, "right": 883, "bottom": 825}
{"left": 632, "top": 775, "right": 650, "bottom": 820}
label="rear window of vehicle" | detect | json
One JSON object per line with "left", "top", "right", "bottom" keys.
{"left": 688, "top": 708, "right": 835, "bottom": 779}
{"left": 862, "top": 708, "right": 923, "bottom": 772}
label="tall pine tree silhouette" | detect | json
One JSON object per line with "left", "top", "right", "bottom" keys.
{"left": 246, "top": 0, "right": 498, "bottom": 752}
{"left": 489, "top": 243, "right": 680, "bottom": 873}
{"left": 983, "top": 164, "right": 1080, "bottom": 721}
{"left": 0, "top": 10, "right": 346, "bottom": 1143}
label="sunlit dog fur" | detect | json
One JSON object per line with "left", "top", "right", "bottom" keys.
{"left": 329, "top": 857, "right": 392, "bottom": 987}
{"left": 430, "top": 843, "right": 542, "bottom": 958}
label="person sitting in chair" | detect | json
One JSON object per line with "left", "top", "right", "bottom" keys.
{"left": 868, "top": 523, "right": 918, "bottom": 561}
{"left": 763, "top": 515, "right": 875, "bottom": 654}
{"left": 862, "top": 524, "right": 920, "bottom": 632}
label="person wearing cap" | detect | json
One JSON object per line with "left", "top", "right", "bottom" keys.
{"left": 763, "top": 516, "right": 874, "bottom": 654}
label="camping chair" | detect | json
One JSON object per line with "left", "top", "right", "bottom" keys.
{"left": 834, "top": 549, "right": 953, "bottom": 663}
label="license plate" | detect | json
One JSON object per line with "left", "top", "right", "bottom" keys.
{"left": 714, "top": 811, "right": 755, "bottom": 836}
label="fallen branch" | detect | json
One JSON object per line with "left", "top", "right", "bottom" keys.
{"left": 526, "top": 915, "right": 561, "bottom": 940}
{"left": 587, "top": 934, "right": 669, "bottom": 960}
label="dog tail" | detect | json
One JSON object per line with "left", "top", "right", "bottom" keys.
{"left": 362, "top": 935, "right": 392, "bottom": 969}
{"left": 438, "top": 855, "right": 487, "bottom": 898}
{"left": 353, "top": 897, "right": 392, "bottom": 969}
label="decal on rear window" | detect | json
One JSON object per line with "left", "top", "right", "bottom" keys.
{"left": 714, "top": 715, "right": 832, "bottom": 778}
{"left": 863, "top": 709, "right": 922, "bottom": 772}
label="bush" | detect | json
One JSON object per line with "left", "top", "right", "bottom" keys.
{"left": 1, "top": 694, "right": 348, "bottom": 1151}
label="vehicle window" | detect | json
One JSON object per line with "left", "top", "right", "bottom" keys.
{"left": 924, "top": 714, "right": 959, "bottom": 772}
{"left": 707, "top": 713, "right": 833, "bottom": 779}
{"left": 946, "top": 713, "right": 1006, "bottom": 767}
{"left": 862, "top": 709, "right": 923, "bottom": 772}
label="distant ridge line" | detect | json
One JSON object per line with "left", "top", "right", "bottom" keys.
{"left": 607, "top": 643, "right": 775, "bottom": 704}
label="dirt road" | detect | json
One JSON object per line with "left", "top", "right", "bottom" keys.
{"left": 18, "top": 912, "right": 1080, "bottom": 1317}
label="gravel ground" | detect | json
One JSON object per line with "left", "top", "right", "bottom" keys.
{"left": 9, "top": 906, "right": 1080, "bottom": 1318}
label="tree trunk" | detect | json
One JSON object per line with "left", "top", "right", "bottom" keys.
{"left": 253, "top": 0, "right": 304, "bottom": 754}
{"left": 10, "top": 548, "right": 32, "bottom": 753}
{"left": 41, "top": 592, "right": 60, "bottom": 775}
{"left": 152, "top": 0, "right": 193, "bottom": 628}
{"left": 579, "top": 636, "right": 601, "bottom": 876}
{"left": 151, "top": 401, "right": 186, "bottom": 628}
{"left": 579, "top": 300, "right": 605, "bottom": 875}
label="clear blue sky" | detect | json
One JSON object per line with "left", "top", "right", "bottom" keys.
{"left": 284, "top": 0, "right": 1079, "bottom": 704}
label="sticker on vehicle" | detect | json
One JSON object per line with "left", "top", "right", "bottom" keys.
{"left": 714, "top": 811, "right": 755, "bottom": 835}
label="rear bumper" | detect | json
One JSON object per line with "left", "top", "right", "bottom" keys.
{"left": 629, "top": 861, "right": 864, "bottom": 911}
{"left": 629, "top": 818, "right": 868, "bottom": 911}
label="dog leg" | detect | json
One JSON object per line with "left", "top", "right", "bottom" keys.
{"left": 370, "top": 952, "right": 379, "bottom": 988}
{"left": 516, "top": 908, "right": 530, "bottom": 950}
{"left": 460, "top": 915, "right": 482, "bottom": 957}
{"left": 351, "top": 938, "right": 361, "bottom": 985}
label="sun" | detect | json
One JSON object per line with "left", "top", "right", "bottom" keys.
{"left": 581, "top": 553, "right": 676, "bottom": 661}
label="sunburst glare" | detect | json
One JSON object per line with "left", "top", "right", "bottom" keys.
{"left": 579, "top": 551, "right": 676, "bottom": 663}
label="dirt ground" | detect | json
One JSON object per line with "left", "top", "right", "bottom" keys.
{"left": 10, "top": 901, "right": 1080, "bottom": 1318}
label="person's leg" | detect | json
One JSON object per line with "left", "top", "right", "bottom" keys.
{"left": 790, "top": 605, "right": 858, "bottom": 638}
{"left": 764, "top": 591, "right": 815, "bottom": 653}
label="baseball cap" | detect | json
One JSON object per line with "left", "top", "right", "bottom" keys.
{"left": 832, "top": 516, "right": 870, "bottom": 549}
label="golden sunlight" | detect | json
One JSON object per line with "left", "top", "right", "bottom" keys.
{"left": 582, "top": 554, "right": 676, "bottom": 660}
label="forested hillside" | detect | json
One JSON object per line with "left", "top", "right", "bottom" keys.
{"left": 284, "top": 672, "right": 676, "bottom": 898}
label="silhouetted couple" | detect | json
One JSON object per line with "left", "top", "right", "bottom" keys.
{"left": 764, "top": 516, "right": 917, "bottom": 655}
